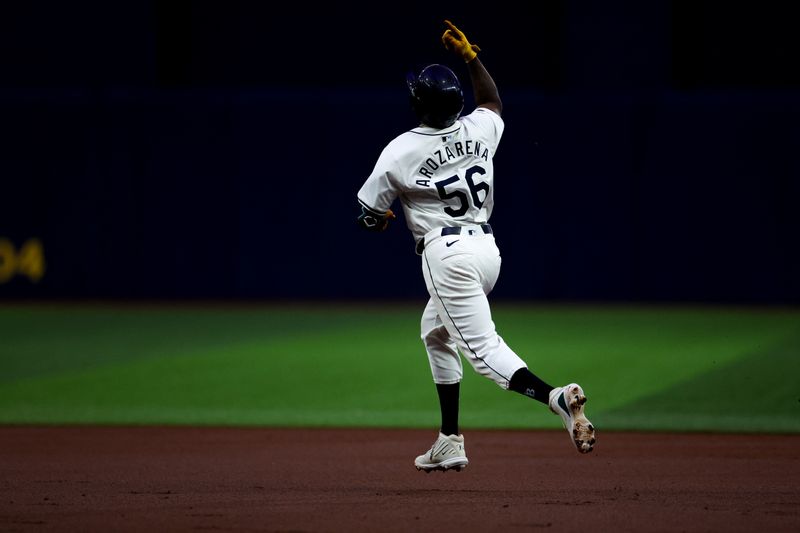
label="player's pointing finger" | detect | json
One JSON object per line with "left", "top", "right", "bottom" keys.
{"left": 443, "top": 20, "right": 464, "bottom": 38}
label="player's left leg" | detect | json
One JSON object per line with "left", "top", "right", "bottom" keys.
{"left": 417, "top": 300, "right": 467, "bottom": 471}
{"left": 421, "top": 298, "right": 462, "bottom": 386}
{"left": 414, "top": 432, "right": 468, "bottom": 473}
{"left": 421, "top": 298, "right": 462, "bottom": 437}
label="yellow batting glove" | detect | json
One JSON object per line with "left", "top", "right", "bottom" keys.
{"left": 441, "top": 20, "right": 481, "bottom": 62}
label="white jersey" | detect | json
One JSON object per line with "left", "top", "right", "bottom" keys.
{"left": 357, "top": 107, "right": 504, "bottom": 243}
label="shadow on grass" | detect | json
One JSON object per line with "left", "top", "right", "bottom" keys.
{"left": 598, "top": 334, "right": 800, "bottom": 433}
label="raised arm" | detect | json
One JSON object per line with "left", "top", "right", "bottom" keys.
{"left": 441, "top": 20, "right": 502, "bottom": 116}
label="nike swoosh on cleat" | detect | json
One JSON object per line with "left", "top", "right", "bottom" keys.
{"left": 446, "top": 240, "right": 459, "bottom": 247}
{"left": 557, "top": 393, "right": 570, "bottom": 415}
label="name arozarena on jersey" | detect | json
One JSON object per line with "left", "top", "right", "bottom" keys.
{"left": 416, "top": 138, "right": 491, "bottom": 185}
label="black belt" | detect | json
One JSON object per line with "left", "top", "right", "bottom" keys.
{"left": 416, "top": 224, "right": 493, "bottom": 254}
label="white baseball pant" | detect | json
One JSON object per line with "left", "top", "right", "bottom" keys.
{"left": 419, "top": 225, "right": 527, "bottom": 389}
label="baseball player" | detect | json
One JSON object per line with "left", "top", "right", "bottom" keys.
{"left": 356, "top": 20, "right": 596, "bottom": 472}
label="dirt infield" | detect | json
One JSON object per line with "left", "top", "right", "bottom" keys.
{"left": 1, "top": 427, "right": 798, "bottom": 532}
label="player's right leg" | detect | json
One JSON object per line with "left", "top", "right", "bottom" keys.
{"left": 548, "top": 383, "right": 596, "bottom": 454}
{"left": 422, "top": 236, "right": 597, "bottom": 454}
{"left": 421, "top": 237, "right": 526, "bottom": 389}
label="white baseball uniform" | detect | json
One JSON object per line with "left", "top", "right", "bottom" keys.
{"left": 357, "top": 107, "right": 528, "bottom": 389}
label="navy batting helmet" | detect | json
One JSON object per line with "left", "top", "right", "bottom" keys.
{"left": 406, "top": 64, "right": 464, "bottom": 129}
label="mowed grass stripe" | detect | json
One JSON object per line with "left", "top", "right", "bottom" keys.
{"left": 0, "top": 304, "right": 797, "bottom": 432}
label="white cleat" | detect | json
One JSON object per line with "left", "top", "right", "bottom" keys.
{"left": 549, "top": 383, "right": 596, "bottom": 454}
{"left": 414, "top": 432, "right": 469, "bottom": 473}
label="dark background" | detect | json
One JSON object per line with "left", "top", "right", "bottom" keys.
{"left": 1, "top": 1, "right": 798, "bottom": 303}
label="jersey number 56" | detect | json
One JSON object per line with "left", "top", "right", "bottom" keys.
{"left": 434, "top": 164, "right": 489, "bottom": 218}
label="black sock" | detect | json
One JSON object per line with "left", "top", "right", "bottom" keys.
{"left": 508, "top": 368, "right": 554, "bottom": 405}
{"left": 436, "top": 382, "right": 460, "bottom": 436}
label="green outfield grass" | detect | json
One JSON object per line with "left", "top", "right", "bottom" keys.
{"left": 0, "top": 303, "right": 798, "bottom": 433}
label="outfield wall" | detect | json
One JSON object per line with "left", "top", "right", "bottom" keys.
{"left": 1, "top": 2, "right": 798, "bottom": 303}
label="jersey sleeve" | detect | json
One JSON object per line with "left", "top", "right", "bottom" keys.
{"left": 464, "top": 107, "right": 505, "bottom": 153}
{"left": 357, "top": 146, "right": 400, "bottom": 213}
